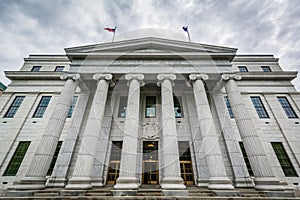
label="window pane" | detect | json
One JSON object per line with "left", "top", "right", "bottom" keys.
{"left": 271, "top": 142, "right": 298, "bottom": 177}
{"left": 55, "top": 66, "right": 64, "bottom": 72}
{"left": 224, "top": 96, "right": 234, "bottom": 118}
{"left": 277, "top": 97, "right": 298, "bottom": 118}
{"left": 118, "top": 96, "right": 128, "bottom": 118}
{"left": 31, "top": 66, "right": 41, "bottom": 71}
{"left": 4, "top": 96, "right": 25, "bottom": 118}
{"left": 261, "top": 66, "right": 271, "bottom": 72}
{"left": 47, "top": 141, "right": 63, "bottom": 175}
{"left": 3, "top": 141, "right": 31, "bottom": 176}
{"left": 238, "top": 66, "right": 248, "bottom": 72}
{"left": 67, "top": 96, "right": 78, "bottom": 118}
{"left": 174, "top": 96, "right": 183, "bottom": 118}
{"left": 250, "top": 96, "right": 269, "bottom": 118}
{"left": 146, "top": 96, "right": 156, "bottom": 118}
{"left": 33, "top": 96, "right": 51, "bottom": 118}
{"left": 239, "top": 142, "right": 254, "bottom": 176}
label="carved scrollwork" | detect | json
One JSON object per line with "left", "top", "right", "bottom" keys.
{"left": 157, "top": 74, "right": 176, "bottom": 87}
{"left": 189, "top": 74, "right": 209, "bottom": 81}
{"left": 93, "top": 74, "right": 115, "bottom": 86}
{"left": 60, "top": 73, "right": 81, "bottom": 81}
{"left": 221, "top": 74, "right": 242, "bottom": 81}
{"left": 125, "top": 74, "right": 145, "bottom": 86}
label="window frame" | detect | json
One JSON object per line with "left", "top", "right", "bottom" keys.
{"left": 145, "top": 96, "right": 156, "bottom": 118}
{"left": 174, "top": 96, "right": 184, "bottom": 118}
{"left": 31, "top": 66, "right": 41, "bottom": 72}
{"left": 239, "top": 142, "right": 254, "bottom": 176}
{"left": 3, "top": 141, "right": 31, "bottom": 176}
{"left": 32, "top": 96, "right": 51, "bottom": 118}
{"left": 224, "top": 96, "right": 234, "bottom": 118}
{"left": 250, "top": 96, "right": 269, "bottom": 118}
{"left": 67, "top": 96, "right": 78, "bottom": 118}
{"left": 55, "top": 66, "right": 64, "bottom": 72}
{"left": 271, "top": 142, "right": 298, "bottom": 177}
{"left": 118, "top": 96, "right": 128, "bottom": 118}
{"left": 261, "top": 66, "right": 272, "bottom": 72}
{"left": 4, "top": 96, "right": 25, "bottom": 118}
{"left": 238, "top": 66, "right": 248, "bottom": 72}
{"left": 277, "top": 96, "right": 298, "bottom": 118}
{"left": 47, "top": 141, "right": 63, "bottom": 176}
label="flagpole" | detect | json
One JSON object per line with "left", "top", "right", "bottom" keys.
{"left": 187, "top": 30, "right": 191, "bottom": 42}
{"left": 112, "top": 27, "right": 117, "bottom": 42}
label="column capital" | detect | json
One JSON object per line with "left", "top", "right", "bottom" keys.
{"left": 221, "top": 74, "right": 242, "bottom": 81}
{"left": 60, "top": 73, "right": 80, "bottom": 81}
{"left": 157, "top": 74, "right": 176, "bottom": 87}
{"left": 93, "top": 73, "right": 115, "bottom": 86}
{"left": 125, "top": 74, "right": 145, "bottom": 87}
{"left": 189, "top": 74, "right": 209, "bottom": 81}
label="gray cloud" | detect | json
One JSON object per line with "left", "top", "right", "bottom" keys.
{"left": 0, "top": 0, "right": 299, "bottom": 89}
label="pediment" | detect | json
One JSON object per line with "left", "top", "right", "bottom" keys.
{"left": 65, "top": 37, "right": 237, "bottom": 55}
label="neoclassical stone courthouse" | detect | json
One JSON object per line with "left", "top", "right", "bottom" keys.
{"left": 0, "top": 37, "right": 300, "bottom": 197}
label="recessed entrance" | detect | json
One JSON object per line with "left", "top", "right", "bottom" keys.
{"left": 179, "top": 141, "right": 195, "bottom": 185}
{"left": 142, "top": 141, "right": 159, "bottom": 185}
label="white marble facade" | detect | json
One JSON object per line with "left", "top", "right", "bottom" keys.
{"left": 0, "top": 37, "right": 300, "bottom": 194}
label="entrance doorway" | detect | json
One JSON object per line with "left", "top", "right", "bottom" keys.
{"left": 179, "top": 141, "right": 195, "bottom": 185}
{"left": 142, "top": 141, "right": 159, "bottom": 185}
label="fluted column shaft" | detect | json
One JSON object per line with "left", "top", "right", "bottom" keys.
{"left": 189, "top": 74, "right": 233, "bottom": 190}
{"left": 114, "top": 74, "right": 144, "bottom": 190}
{"left": 16, "top": 74, "right": 80, "bottom": 190}
{"left": 157, "top": 74, "right": 186, "bottom": 190}
{"left": 66, "top": 74, "right": 113, "bottom": 190}
{"left": 222, "top": 74, "right": 283, "bottom": 190}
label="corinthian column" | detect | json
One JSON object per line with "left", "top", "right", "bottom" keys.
{"left": 222, "top": 74, "right": 284, "bottom": 190}
{"left": 189, "top": 74, "right": 234, "bottom": 190}
{"left": 66, "top": 74, "right": 113, "bottom": 190}
{"left": 114, "top": 74, "right": 144, "bottom": 190}
{"left": 16, "top": 74, "right": 81, "bottom": 190}
{"left": 157, "top": 74, "right": 187, "bottom": 196}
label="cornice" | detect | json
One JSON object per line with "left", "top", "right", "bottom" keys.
{"left": 5, "top": 71, "right": 65, "bottom": 80}
{"left": 237, "top": 71, "right": 297, "bottom": 81}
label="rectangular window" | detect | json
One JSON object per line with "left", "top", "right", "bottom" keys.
{"left": 271, "top": 142, "right": 298, "bottom": 177}
{"left": 239, "top": 142, "right": 254, "bottom": 176}
{"left": 67, "top": 96, "right": 78, "bottom": 118}
{"left": 224, "top": 96, "right": 234, "bottom": 118}
{"left": 145, "top": 96, "right": 156, "bottom": 118}
{"left": 107, "top": 141, "right": 123, "bottom": 184}
{"left": 33, "top": 96, "right": 51, "bottom": 118}
{"left": 47, "top": 141, "right": 62, "bottom": 176}
{"left": 4, "top": 96, "right": 25, "bottom": 118}
{"left": 250, "top": 96, "right": 269, "bottom": 118}
{"left": 31, "top": 66, "right": 41, "bottom": 71}
{"left": 238, "top": 66, "right": 248, "bottom": 72}
{"left": 277, "top": 97, "right": 298, "bottom": 118}
{"left": 174, "top": 96, "right": 183, "bottom": 118}
{"left": 55, "top": 66, "right": 64, "bottom": 72}
{"left": 3, "top": 141, "right": 31, "bottom": 176}
{"left": 118, "top": 96, "right": 128, "bottom": 118}
{"left": 261, "top": 66, "right": 271, "bottom": 72}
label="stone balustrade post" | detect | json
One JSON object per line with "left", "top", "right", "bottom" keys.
{"left": 189, "top": 74, "right": 234, "bottom": 190}
{"left": 222, "top": 74, "right": 284, "bottom": 190}
{"left": 66, "top": 74, "right": 114, "bottom": 190}
{"left": 114, "top": 74, "right": 144, "bottom": 190}
{"left": 16, "top": 74, "right": 81, "bottom": 190}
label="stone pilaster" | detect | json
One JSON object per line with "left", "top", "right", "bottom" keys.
{"left": 212, "top": 91, "right": 254, "bottom": 188}
{"left": 189, "top": 74, "right": 234, "bottom": 190}
{"left": 114, "top": 74, "right": 144, "bottom": 190}
{"left": 157, "top": 74, "right": 187, "bottom": 196}
{"left": 46, "top": 92, "right": 90, "bottom": 188}
{"left": 66, "top": 74, "right": 113, "bottom": 190}
{"left": 15, "top": 74, "right": 81, "bottom": 190}
{"left": 222, "top": 74, "right": 284, "bottom": 190}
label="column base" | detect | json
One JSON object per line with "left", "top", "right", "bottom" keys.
{"left": 46, "top": 177, "right": 67, "bottom": 188}
{"left": 233, "top": 177, "right": 255, "bottom": 188}
{"left": 114, "top": 177, "right": 139, "bottom": 190}
{"left": 162, "top": 190, "right": 189, "bottom": 196}
{"left": 208, "top": 177, "right": 234, "bottom": 190}
{"left": 65, "top": 177, "right": 92, "bottom": 190}
{"left": 14, "top": 177, "right": 46, "bottom": 190}
{"left": 160, "top": 177, "right": 186, "bottom": 190}
{"left": 91, "top": 177, "right": 104, "bottom": 188}
{"left": 254, "top": 177, "right": 285, "bottom": 191}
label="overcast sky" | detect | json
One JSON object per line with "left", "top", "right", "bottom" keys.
{"left": 0, "top": 0, "right": 300, "bottom": 89}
